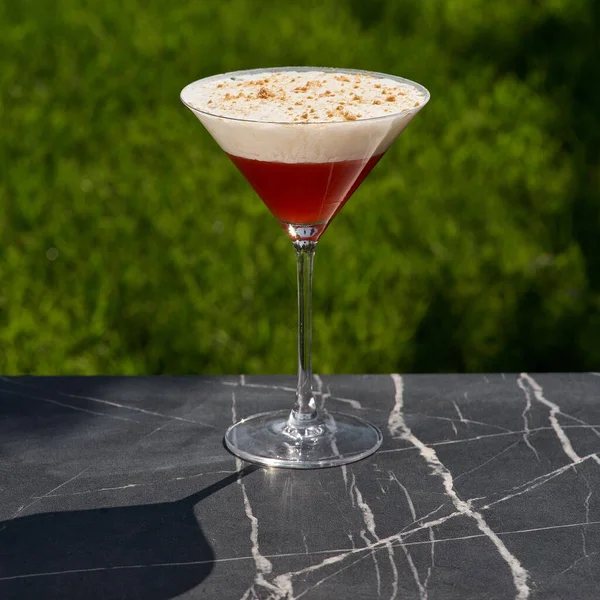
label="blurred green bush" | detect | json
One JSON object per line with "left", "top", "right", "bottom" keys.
{"left": 1, "top": 0, "right": 599, "bottom": 374}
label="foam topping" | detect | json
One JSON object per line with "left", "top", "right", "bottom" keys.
{"left": 181, "top": 69, "right": 429, "bottom": 162}
{"left": 182, "top": 70, "right": 425, "bottom": 123}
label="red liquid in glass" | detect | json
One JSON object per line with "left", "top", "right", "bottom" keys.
{"left": 228, "top": 153, "right": 384, "bottom": 238}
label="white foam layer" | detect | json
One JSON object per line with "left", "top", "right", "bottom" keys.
{"left": 181, "top": 69, "right": 429, "bottom": 163}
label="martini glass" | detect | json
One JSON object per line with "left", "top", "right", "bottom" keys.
{"left": 181, "top": 67, "right": 429, "bottom": 468}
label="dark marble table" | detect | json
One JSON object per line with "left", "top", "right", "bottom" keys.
{"left": 1, "top": 374, "right": 600, "bottom": 599}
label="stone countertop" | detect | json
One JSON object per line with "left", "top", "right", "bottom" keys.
{"left": 1, "top": 374, "right": 600, "bottom": 599}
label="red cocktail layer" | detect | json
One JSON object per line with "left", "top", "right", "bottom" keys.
{"left": 228, "top": 153, "right": 384, "bottom": 227}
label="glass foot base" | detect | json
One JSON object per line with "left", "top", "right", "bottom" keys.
{"left": 224, "top": 410, "right": 383, "bottom": 469}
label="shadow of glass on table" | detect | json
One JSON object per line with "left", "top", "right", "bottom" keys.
{"left": 0, "top": 466, "right": 257, "bottom": 599}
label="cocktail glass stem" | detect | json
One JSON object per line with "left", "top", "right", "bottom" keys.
{"left": 289, "top": 240, "right": 319, "bottom": 429}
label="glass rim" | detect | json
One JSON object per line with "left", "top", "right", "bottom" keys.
{"left": 180, "top": 66, "right": 430, "bottom": 126}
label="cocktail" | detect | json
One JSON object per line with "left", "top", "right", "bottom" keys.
{"left": 181, "top": 67, "right": 429, "bottom": 468}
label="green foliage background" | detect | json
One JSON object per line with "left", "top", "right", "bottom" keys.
{"left": 1, "top": 0, "right": 599, "bottom": 374}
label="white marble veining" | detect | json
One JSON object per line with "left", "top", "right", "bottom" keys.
{"left": 389, "top": 374, "right": 530, "bottom": 600}
{"left": 232, "top": 389, "right": 276, "bottom": 599}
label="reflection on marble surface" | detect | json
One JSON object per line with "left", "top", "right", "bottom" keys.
{"left": 1, "top": 373, "right": 600, "bottom": 599}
